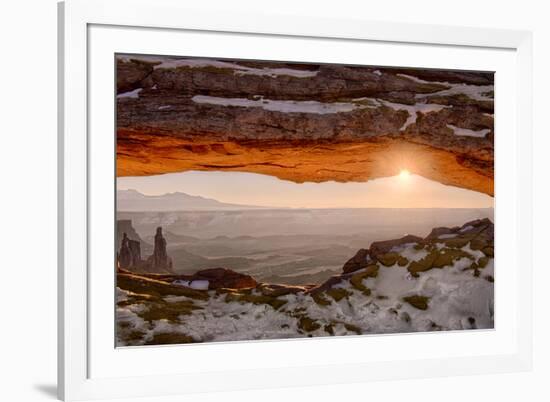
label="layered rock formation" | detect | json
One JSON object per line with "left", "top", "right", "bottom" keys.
{"left": 147, "top": 227, "right": 173, "bottom": 272}
{"left": 316, "top": 217, "right": 494, "bottom": 288}
{"left": 117, "top": 219, "right": 143, "bottom": 250}
{"left": 124, "top": 267, "right": 258, "bottom": 291}
{"left": 116, "top": 56, "right": 494, "bottom": 195}
{"left": 118, "top": 233, "right": 141, "bottom": 269}
{"left": 116, "top": 223, "right": 173, "bottom": 274}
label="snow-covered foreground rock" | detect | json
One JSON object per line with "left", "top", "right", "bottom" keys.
{"left": 116, "top": 218, "right": 494, "bottom": 346}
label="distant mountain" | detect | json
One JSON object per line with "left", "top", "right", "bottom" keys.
{"left": 117, "top": 189, "right": 269, "bottom": 211}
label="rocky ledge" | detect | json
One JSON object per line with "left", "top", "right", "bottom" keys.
{"left": 116, "top": 218, "right": 494, "bottom": 345}
{"left": 116, "top": 56, "right": 494, "bottom": 195}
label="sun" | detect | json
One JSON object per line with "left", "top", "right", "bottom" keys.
{"left": 399, "top": 169, "right": 411, "bottom": 180}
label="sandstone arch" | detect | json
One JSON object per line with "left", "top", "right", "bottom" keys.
{"left": 116, "top": 57, "right": 494, "bottom": 196}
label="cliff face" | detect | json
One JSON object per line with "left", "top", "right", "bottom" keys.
{"left": 116, "top": 219, "right": 143, "bottom": 250}
{"left": 116, "top": 56, "right": 494, "bottom": 195}
{"left": 118, "top": 233, "right": 141, "bottom": 269}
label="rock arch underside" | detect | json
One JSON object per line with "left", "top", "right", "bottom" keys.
{"left": 116, "top": 56, "right": 494, "bottom": 196}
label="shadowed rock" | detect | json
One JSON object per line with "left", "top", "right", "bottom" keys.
{"left": 117, "top": 219, "right": 143, "bottom": 250}
{"left": 312, "top": 219, "right": 494, "bottom": 294}
{"left": 138, "top": 267, "right": 257, "bottom": 290}
{"left": 369, "top": 234, "right": 424, "bottom": 259}
{"left": 116, "top": 223, "right": 175, "bottom": 274}
{"left": 147, "top": 227, "right": 173, "bottom": 272}
{"left": 342, "top": 248, "right": 370, "bottom": 274}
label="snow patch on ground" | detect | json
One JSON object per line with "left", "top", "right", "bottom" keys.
{"left": 390, "top": 243, "right": 429, "bottom": 262}
{"left": 371, "top": 99, "right": 449, "bottom": 130}
{"left": 116, "top": 302, "right": 150, "bottom": 341}
{"left": 384, "top": 101, "right": 449, "bottom": 130}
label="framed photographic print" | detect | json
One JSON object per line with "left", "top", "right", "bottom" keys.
{"left": 58, "top": 0, "right": 533, "bottom": 400}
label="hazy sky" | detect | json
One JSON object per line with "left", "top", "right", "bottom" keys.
{"left": 117, "top": 170, "right": 493, "bottom": 209}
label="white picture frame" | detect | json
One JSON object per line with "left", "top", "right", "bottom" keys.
{"left": 58, "top": 0, "right": 533, "bottom": 400}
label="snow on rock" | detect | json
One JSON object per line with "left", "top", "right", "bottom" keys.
{"left": 396, "top": 73, "right": 444, "bottom": 84}
{"left": 117, "top": 88, "right": 142, "bottom": 99}
{"left": 117, "top": 55, "right": 318, "bottom": 78}
{"left": 116, "top": 300, "right": 150, "bottom": 343}
{"left": 437, "top": 233, "right": 458, "bottom": 239}
{"left": 447, "top": 124, "right": 491, "bottom": 138}
{"left": 116, "top": 287, "right": 131, "bottom": 302}
{"left": 172, "top": 279, "right": 209, "bottom": 290}
{"left": 192, "top": 95, "right": 365, "bottom": 115}
{"left": 352, "top": 97, "right": 449, "bottom": 131}
{"left": 378, "top": 100, "right": 449, "bottom": 130}
{"left": 191, "top": 94, "right": 454, "bottom": 129}
{"left": 392, "top": 243, "right": 429, "bottom": 262}
{"left": 191, "top": 94, "right": 450, "bottom": 123}
{"left": 395, "top": 72, "right": 493, "bottom": 102}
{"left": 157, "top": 297, "right": 301, "bottom": 343}
{"left": 417, "top": 82, "right": 493, "bottom": 102}
{"left": 234, "top": 67, "right": 318, "bottom": 78}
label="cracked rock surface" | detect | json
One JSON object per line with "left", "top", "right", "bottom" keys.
{"left": 116, "top": 55, "right": 494, "bottom": 194}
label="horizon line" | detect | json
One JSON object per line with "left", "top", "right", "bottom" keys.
{"left": 117, "top": 206, "right": 495, "bottom": 212}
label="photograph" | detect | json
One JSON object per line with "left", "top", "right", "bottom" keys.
{"left": 115, "top": 54, "right": 495, "bottom": 346}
